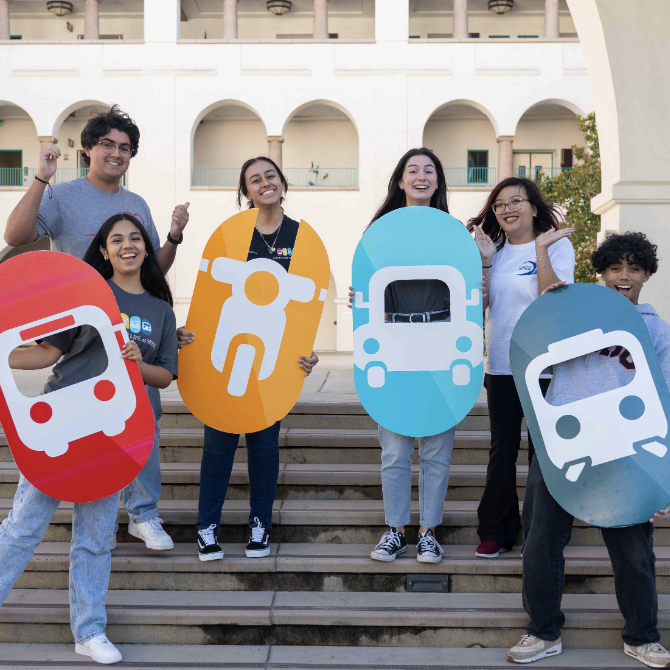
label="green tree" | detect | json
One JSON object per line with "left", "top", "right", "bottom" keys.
{"left": 538, "top": 112, "right": 601, "bottom": 283}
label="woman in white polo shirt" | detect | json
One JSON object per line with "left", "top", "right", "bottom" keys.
{"left": 467, "top": 177, "right": 575, "bottom": 559}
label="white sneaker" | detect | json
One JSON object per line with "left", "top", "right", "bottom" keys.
{"left": 507, "top": 634, "right": 562, "bottom": 663}
{"left": 624, "top": 642, "right": 670, "bottom": 668}
{"left": 75, "top": 634, "right": 122, "bottom": 664}
{"left": 128, "top": 517, "right": 174, "bottom": 551}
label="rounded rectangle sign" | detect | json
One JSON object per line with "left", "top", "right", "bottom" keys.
{"left": 178, "top": 209, "right": 330, "bottom": 434}
{"left": 0, "top": 251, "right": 155, "bottom": 503}
{"left": 510, "top": 283, "right": 670, "bottom": 527}
{"left": 352, "top": 207, "right": 483, "bottom": 437}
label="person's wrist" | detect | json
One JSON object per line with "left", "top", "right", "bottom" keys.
{"left": 167, "top": 230, "right": 183, "bottom": 245}
{"left": 35, "top": 172, "right": 50, "bottom": 183}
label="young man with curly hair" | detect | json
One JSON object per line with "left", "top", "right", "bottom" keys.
{"left": 508, "top": 232, "right": 670, "bottom": 668}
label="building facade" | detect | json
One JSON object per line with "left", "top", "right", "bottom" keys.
{"left": 0, "top": 0, "right": 593, "bottom": 350}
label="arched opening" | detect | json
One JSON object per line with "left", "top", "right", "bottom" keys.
{"left": 313, "top": 273, "right": 337, "bottom": 352}
{"left": 422, "top": 102, "right": 498, "bottom": 187}
{"left": 0, "top": 103, "right": 40, "bottom": 187}
{"left": 513, "top": 101, "right": 585, "bottom": 181}
{"left": 192, "top": 102, "right": 268, "bottom": 187}
{"left": 283, "top": 102, "right": 359, "bottom": 188}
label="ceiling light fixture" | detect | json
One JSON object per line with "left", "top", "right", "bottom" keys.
{"left": 267, "top": 0, "right": 292, "bottom": 16}
{"left": 488, "top": 0, "right": 514, "bottom": 14}
{"left": 47, "top": 1, "right": 74, "bottom": 17}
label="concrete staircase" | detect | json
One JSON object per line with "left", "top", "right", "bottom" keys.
{"left": 0, "top": 375, "right": 668, "bottom": 667}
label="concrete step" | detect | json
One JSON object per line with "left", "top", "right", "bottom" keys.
{"left": 2, "top": 498, "right": 666, "bottom": 546}
{"left": 0, "top": 461, "right": 527, "bottom": 501}
{"left": 0, "top": 643, "right": 654, "bottom": 668}
{"left": 14, "top": 542, "right": 670, "bottom": 595}
{"left": 1, "top": 589, "right": 668, "bottom": 648}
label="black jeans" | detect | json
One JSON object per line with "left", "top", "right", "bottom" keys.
{"left": 522, "top": 457, "right": 659, "bottom": 645}
{"left": 196, "top": 422, "right": 281, "bottom": 531}
{"left": 477, "top": 373, "right": 550, "bottom": 549}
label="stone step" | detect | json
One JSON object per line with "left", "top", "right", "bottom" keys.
{"left": 0, "top": 461, "right": 527, "bottom": 501}
{"left": 2, "top": 498, "right": 666, "bottom": 546}
{"left": 1, "top": 590, "right": 668, "bottom": 648}
{"left": 0, "top": 643, "right": 654, "bottom": 668}
{"left": 14, "top": 542, "right": 670, "bottom": 595}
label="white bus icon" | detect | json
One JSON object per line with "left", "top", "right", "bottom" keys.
{"left": 353, "top": 265, "right": 482, "bottom": 388}
{"left": 0, "top": 305, "right": 137, "bottom": 458}
{"left": 525, "top": 329, "right": 668, "bottom": 482}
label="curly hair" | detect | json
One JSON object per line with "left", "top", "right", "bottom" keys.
{"left": 591, "top": 231, "right": 659, "bottom": 276}
{"left": 80, "top": 104, "right": 140, "bottom": 167}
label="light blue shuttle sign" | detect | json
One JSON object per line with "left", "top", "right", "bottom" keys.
{"left": 352, "top": 207, "right": 483, "bottom": 437}
{"left": 510, "top": 283, "right": 670, "bottom": 527}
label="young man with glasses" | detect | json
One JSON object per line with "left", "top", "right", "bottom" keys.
{"left": 4, "top": 105, "right": 189, "bottom": 554}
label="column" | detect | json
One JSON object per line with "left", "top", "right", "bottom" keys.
{"left": 544, "top": 0, "right": 559, "bottom": 39}
{"left": 497, "top": 136, "right": 514, "bottom": 182}
{"left": 144, "top": 0, "right": 180, "bottom": 43}
{"left": 84, "top": 0, "right": 100, "bottom": 40}
{"left": 223, "top": 0, "right": 238, "bottom": 39}
{"left": 0, "top": 0, "right": 11, "bottom": 41}
{"left": 267, "top": 136, "right": 284, "bottom": 170}
{"left": 453, "top": 0, "right": 468, "bottom": 39}
{"left": 313, "top": 0, "right": 328, "bottom": 40}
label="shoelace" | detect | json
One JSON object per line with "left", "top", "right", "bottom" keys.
{"left": 645, "top": 643, "right": 665, "bottom": 654}
{"left": 146, "top": 517, "right": 166, "bottom": 534}
{"left": 417, "top": 533, "right": 439, "bottom": 554}
{"left": 517, "top": 635, "right": 539, "bottom": 647}
{"left": 198, "top": 524, "right": 217, "bottom": 546}
{"left": 376, "top": 531, "right": 401, "bottom": 552}
{"left": 250, "top": 518, "right": 265, "bottom": 543}
{"left": 88, "top": 635, "right": 112, "bottom": 649}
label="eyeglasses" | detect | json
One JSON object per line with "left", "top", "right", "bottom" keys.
{"left": 492, "top": 196, "right": 529, "bottom": 215}
{"left": 97, "top": 140, "right": 132, "bottom": 157}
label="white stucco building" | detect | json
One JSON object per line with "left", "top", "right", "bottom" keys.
{"left": 0, "top": 0, "right": 593, "bottom": 350}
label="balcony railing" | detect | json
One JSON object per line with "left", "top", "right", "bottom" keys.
{"left": 0, "top": 167, "right": 127, "bottom": 187}
{"left": 445, "top": 167, "right": 497, "bottom": 187}
{"left": 515, "top": 166, "right": 571, "bottom": 181}
{"left": 192, "top": 167, "right": 359, "bottom": 188}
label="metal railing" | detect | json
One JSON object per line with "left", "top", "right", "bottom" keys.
{"left": 0, "top": 167, "right": 127, "bottom": 187}
{"left": 192, "top": 167, "right": 359, "bottom": 188}
{"left": 515, "top": 166, "right": 571, "bottom": 181}
{"left": 445, "top": 167, "right": 497, "bottom": 187}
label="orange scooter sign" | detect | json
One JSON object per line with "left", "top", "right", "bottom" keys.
{"left": 178, "top": 210, "right": 330, "bottom": 434}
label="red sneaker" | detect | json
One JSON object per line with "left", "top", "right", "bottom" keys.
{"left": 475, "top": 541, "right": 507, "bottom": 558}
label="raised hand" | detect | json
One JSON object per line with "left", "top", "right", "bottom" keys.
{"left": 535, "top": 227, "right": 575, "bottom": 251}
{"left": 37, "top": 142, "right": 60, "bottom": 182}
{"left": 171, "top": 202, "right": 190, "bottom": 239}
{"left": 474, "top": 225, "right": 496, "bottom": 265}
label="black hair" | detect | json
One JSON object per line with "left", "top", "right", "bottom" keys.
{"left": 82, "top": 214, "right": 173, "bottom": 306}
{"left": 80, "top": 104, "right": 140, "bottom": 167}
{"left": 591, "top": 231, "right": 659, "bottom": 276}
{"left": 466, "top": 177, "right": 562, "bottom": 249}
{"left": 367, "top": 148, "right": 449, "bottom": 228}
{"left": 236, "top": 156, "right": 289, "bottom": 209}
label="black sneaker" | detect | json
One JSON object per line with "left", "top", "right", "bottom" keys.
{"left": 417, "top": 529, "right": 444, "bottom": 564}
{"left": 197, "top": 524, "right": 223, "bottom": 562}
{"left": 370, "top": 527, "right": 407, "bottom": 562}
{"left": 246, "top": 517, "right": 270, "bottom": 558}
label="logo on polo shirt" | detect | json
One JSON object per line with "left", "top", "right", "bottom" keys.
{"left": 517, "top": 261, "right": 537, "bottom": 276}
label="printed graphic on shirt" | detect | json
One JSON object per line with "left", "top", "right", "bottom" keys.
{"left": 517, "top": 260, "right": 537, "bottom": 276}
{"left": 121, "top": 313, "right": 129, "bottom": 329}
{"left": 600, "top": 346, "right": 635, "bottom": 370}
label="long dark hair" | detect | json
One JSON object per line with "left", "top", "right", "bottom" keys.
{"left": 467, "top": 177, "right": 563, "bottom": 250}
{"left": 367, "top": 148, "right": 449, "bottom": 229}
{"left": 236, "top": 156, "right": 289, "bottom": 209}
{"left": 83, "top": 213, "right": 173, "bottom": 306}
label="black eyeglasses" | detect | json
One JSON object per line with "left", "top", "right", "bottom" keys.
{"left": 97, "top": 140, "right": 132, "bottom": 157}
{"left": 492, "top": 196, "right": 529, "bottom": 215}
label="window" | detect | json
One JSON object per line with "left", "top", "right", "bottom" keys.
{"left": 77, "top": 34, "right": 123, "bottom": 40}
{"left": 561, "top": 148, "right": 573, "bottom": 169}
{"left": 0, "top": 151, "right": 22, "bottom": 187}
{"left": 10, "top": 35, "right": 21, "bottom": 40}
{"left": 518, "top": 35, "right": 539, "bottom": 38}
{"left": 468, "top": 32, "right": 480, "bottom": 38}
{"left": 489, "top": 35, "right": 510, "bottom": 38}
{"left": 409, "top": 35, "right": 421, "bottom": 39}
{"left": 467, "top": 150, "right": 488, "bottom": 184}
{"left": 428, "top": 33, "right": 452, "bottom": 38}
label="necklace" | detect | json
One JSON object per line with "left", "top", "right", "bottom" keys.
{"left": 256, "top": 216, "right": 284, "bottom": 254}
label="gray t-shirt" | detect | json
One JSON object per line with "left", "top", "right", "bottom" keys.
{"left": 44, "top": 281, "right": 178, "bottom": 420}
{"left": 35, "top": 177, "right": 160, "bottom": 259}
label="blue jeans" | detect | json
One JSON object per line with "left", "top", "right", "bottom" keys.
{"left": 522, "top": 457, "right": 659, "bottom": 646}
{"left": 197, "top": 422, "right": 280, "bottom": 531}
{"left": 0, "top": 475, "right": 118, "bottom": 643}
{"left": 378, "top": 425, "right": 456, "bottom": 528}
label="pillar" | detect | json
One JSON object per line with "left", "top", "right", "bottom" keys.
{"left": 497, "top": 136, "right": 514, "bottom": 182}
{"left": 38, "top": 136, "right": 58, "bottom": 151}
{"left": 267, "top": 136, "right": 284, "bottom": 170}
{"left": 84, "top": 0, "right": 100, "bottom": 40}
{"left": 313, "top": 0, "right": 328, "bottom": 40}
{"left": 0, "top": 0, "right": 11, "bottom": 41}
{"left": 544, "top": 0, "right": 559, "bottom": 39}
{"left": 223, "top": 0, "right": 238, "bottom": 40}
{"left": 453, "top": 0, "right": 468, "bottom": 39}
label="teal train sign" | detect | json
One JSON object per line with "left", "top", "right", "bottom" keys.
{"left": 510, "top": 283, "right": 670, "bottom": 527}
{"left": 352, "top": 207, "right": 483, "bottom": 437}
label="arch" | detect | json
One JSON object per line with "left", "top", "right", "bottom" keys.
{"left": 51, "top": 100, "right": 109, "bottom": 139}
{"left": 0, "top": 102, "right": 41, "bottom": 187}
{"left": 190, "top": 100, "right": 268, "bottom": 149}
{"left": 510, "top": 98, "right": 587, "bottom": 136}
{"left": 281, "top": 99, "right": 360, "bottom": 137}
{"left": 422, "top": 99, "right": 500, "bottom": 139}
